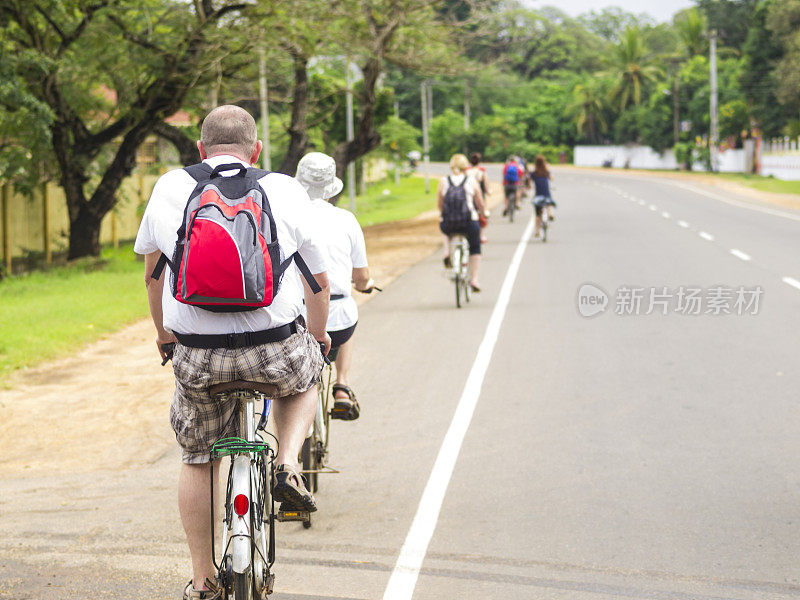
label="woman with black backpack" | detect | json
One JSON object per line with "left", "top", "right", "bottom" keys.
{"left": 438, "top": 153, "right": 486, "bottom": 292}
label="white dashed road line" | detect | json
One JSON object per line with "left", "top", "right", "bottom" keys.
{"left": 649, "top": 204, "right": 657, "bottom": 211}
{"left": 638, "top": 200, "right": 646, "bottom": 206}
{"left": 699, "top": 231, "right": 715, "bottom": 241}
{"left": 729, "top": 249, "right": 751, "bottom": 261}
{"left": 678, "top": 220, "right": 689, "bottom": 228}
{"left": 782, "top": 277, "right": 800, "bottom": 291}
{"left": 661, "top": 212, "right": 670, "bottom": 219}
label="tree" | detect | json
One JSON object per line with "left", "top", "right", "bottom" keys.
{"left": 765, "top": 0, "right": 800, "bottom": 121}
{"left": 675, "top": 8, "right": 707, "bottom": 57}
{"left": 567, "top": 80, "right": 609, "bottom": 143}
{"left": 0, "top": 0, "right": 256, "bottom": 259}
{"left": 694, "top": 0, "right": 759, "bottom": 49}
{"left": 606, "top": 28, "right": 661, "bottom": 110}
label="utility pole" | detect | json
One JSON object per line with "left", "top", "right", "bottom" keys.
{"left": 464, "top": 79, "right": 470, "bottom": 132}
{"left": 421, "top": 80, "right": 430, "bottom": 193}
{"left": 709, "top": 30, "right": 719, "bottom": 172}
{"left": 670, "top": 58, "right": 680, "bottom": 146}
{"left": 394, "top": 100, "right": 400, "bottom": 186}
{"left": 346, "top": 59, "right": 356, "bottom": 212}
{"left": 426, "top": 80, "right": 433, "bottom": 129}
{"left": 258, "top": 47, "right": 271, "bottom": 170}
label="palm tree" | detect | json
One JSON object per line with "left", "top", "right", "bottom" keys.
{"left": 675, "top": 8, "right": 707, "bottom": 58}
{"left": 567, "top": 80, "right": 609, "bottom": 143}
{"left": 606, "top": 27, "right": 661, "bottom": 111}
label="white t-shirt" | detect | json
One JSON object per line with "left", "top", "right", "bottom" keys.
{"left": 303, "top": 200, "right": 368, "bottom": 331}
{"left": 133, "top": 155, "right": 327, "bottom": 335}
{"left": 440, "top": 173, "right": 478, "bottom": 221}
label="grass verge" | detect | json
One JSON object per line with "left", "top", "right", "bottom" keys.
{"left": 709, "top": 173, "right": 800, "bottom": 196}
{"left": 352, "top": 175, "right": 436, "bottom": 227}
{"left": 0, "top": 244, "right": 148, "bottom": 379}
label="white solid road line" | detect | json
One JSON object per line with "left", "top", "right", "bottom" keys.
{"left": 699, "top": 231, "right": 714, "bottom": 241}
{"left": 730, "top": 249, "right": 751, "bottom": 261}
{"left": 678, "top": 220, "right": 689, "bottom": 228}
{"left": 383, "top": 217, "right": 535, "bottom": 600}
{"left": 783, "top": 276, "right": 800, "bottom": 291}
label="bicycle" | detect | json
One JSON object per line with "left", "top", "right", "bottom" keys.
{"left": 448, "top": 234, "right": 471, "bottom": 308}
{"left": 504, "top": 185, "right": 517, "bottom": 223}
{"left": 299, "top": 357, "right": 337, "bottom": 529}
{"left": 160, "top": 343, "right": 293, "bottom": 599}
{"left": 534, "top": 196, "right": 554, "bottom": 243}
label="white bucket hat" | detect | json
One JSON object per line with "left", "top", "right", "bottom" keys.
{"left": 295, "top": 152, "right": 344, "bottom": 201}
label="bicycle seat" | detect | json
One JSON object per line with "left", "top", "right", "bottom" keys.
{"left": 209, "top": 380, "right": 279, "bottom": 396}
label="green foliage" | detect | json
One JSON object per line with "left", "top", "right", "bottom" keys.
{"left": 377, "top": 117, "right": 421, "bottom": 159}
{"left": 606, "top": 28, "right": 661, "bottom": 110}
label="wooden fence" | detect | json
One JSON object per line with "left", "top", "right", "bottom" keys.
{"left": 0, "top": 172, "right": 160, "bottom": 274}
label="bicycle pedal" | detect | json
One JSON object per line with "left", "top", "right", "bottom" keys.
{"left": 277, "top": 509, "right": 310, "bottom": 523}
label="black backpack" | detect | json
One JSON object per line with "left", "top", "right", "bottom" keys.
{"left": 440, "top": 176, "right": 471, "bottom": 234}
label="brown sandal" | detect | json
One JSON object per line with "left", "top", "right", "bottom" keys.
{"left": 273, "top": 464, "right": 317, "bottom": 512}
{"left": 182, "top": 578, "right": 221, "bottom": 600}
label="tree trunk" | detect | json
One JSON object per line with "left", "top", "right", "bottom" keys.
{"left": 67, "top": 206, "right": 103, "bottom": 259}
{"left": 331, "top": 58, "right": 382, "bottom": 180}
{"left": 278, "top": 52, "right": 310, "bottom": 175}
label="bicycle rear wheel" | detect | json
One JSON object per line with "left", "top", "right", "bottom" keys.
{"left": 233, "top": 570, "right": 254, "bottom": 600}
{"left": 453, "top": 245, "right": 463, "bottom": 308}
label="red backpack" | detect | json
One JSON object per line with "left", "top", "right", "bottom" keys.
{"left": 151, "top": 162, "right": 320, "bottom": 312}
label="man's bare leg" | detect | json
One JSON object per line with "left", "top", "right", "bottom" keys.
{"left": 179, "top": 459, "right": 221, "bottom": 590}
{"left": 334, "top": 338, "right": 354, "bottom": 399}
{"left": 273, "top": 385, "right": 318, "bottom": 468}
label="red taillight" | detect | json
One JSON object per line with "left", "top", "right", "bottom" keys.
{"left": 234, "top": 494, "right": 249, "bottom": 516}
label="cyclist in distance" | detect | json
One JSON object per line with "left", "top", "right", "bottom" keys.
{"left": 439, "top": 153, "right": 486, "bottom": 292}
{"left": 531, "top": 154, "right": 556, "bottom": 237}
{"left": 295, "top": 152, "right": 375, "bottom": 420}
{"left": 465, "top": 152, "right": 490, "bottom": 243}
{"left": 135, "top": 106, "right": 330, "bottom": 600}
{"left": 502, "top": 156, "right": 522, "bottom": 216}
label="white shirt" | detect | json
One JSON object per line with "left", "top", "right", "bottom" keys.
{"left": 440, "top": 173, "right": 478, "bottom": 221}
{"left": 134, "top": 155, "right": 326, "bottom": 335}
{"left": 303, "top": 200, "right": 368, "bottom": 331}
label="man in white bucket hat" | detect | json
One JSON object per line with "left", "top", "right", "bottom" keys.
{"left": 296, "top": 152, "right": 375, "bottom": 420}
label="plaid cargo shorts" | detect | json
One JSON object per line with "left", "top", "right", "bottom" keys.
{"left": 170, "top": 324, "right": 324, "bottom": 464}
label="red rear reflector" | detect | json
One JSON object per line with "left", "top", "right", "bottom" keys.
{"left": 234, "top": 494, "right": 249, "bottom": 516}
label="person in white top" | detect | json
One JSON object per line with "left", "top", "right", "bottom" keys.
{"left": 438, "top": 153, "right": 486, "bottom": 291}
{"left": 135, "top": 106, "right": 330, "bottom": 600}
{"left": 295, "top": 152, "right": 375, "bottom": 420}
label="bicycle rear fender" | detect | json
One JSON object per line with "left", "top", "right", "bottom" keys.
{"left": 230, "top": 455, "right": 252, "bottom": 574}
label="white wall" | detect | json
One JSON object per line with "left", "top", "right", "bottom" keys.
{"left": 761, "top": 154, "right": 800, "bottom": 181}
{"left": 574, "top": 145, "right": 746, "bottom": 173}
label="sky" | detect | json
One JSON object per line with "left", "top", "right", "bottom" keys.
{"left": 524, "top": 0, "right": 695, "bottom": 22}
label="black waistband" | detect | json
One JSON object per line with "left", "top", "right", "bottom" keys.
{"left": 174, "top": 321, "right": 298, "bottom": 349}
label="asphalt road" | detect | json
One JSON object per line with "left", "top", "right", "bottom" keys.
{"left": 2, "top": 166, "right": 800, "bottom": 600}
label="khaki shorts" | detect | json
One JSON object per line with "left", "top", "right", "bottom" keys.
{"left": 170, "top": 325, "right": 323, "bottom": 464}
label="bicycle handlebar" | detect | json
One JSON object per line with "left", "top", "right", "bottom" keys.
{"left": 161, "top": 343, "right": 176, "bottom": 366}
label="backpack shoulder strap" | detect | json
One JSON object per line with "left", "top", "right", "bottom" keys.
{"left": 277, "top": 253, "right": 322, "bottom": 294}
{"left": 183, "top": 163, "right": 214, "bottom": 182}
{"left": 150, "top": 253, "right": 174, "bottom": 280}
